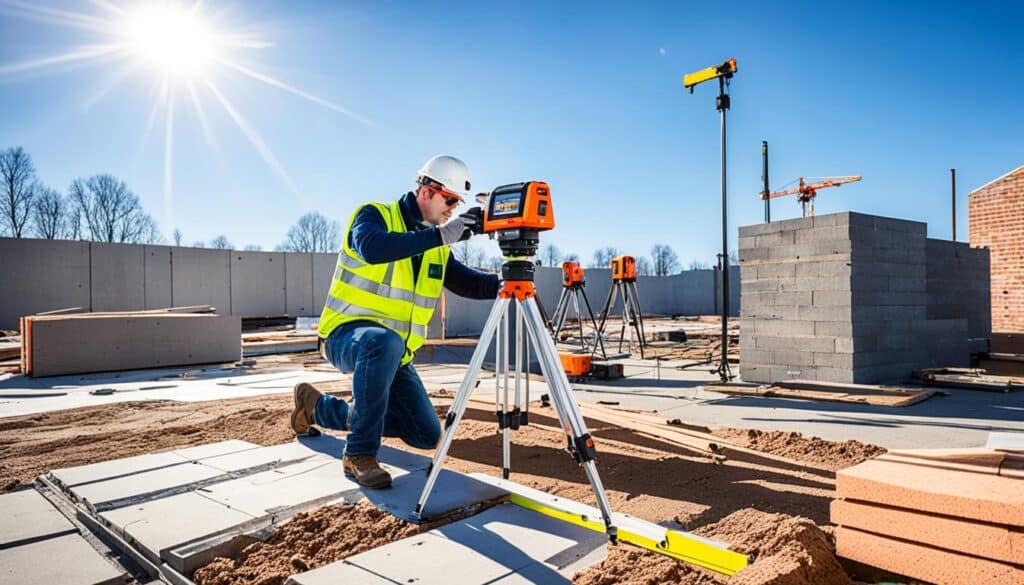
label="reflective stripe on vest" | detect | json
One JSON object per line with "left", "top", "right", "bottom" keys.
{"left": 331, "top": 260, "right": 439, "bottom": 310}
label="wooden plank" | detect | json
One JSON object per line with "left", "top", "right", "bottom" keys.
{"left": 704, "top": 383, "right": 935, "bottom": 407}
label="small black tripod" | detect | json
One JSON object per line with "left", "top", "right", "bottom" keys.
{"left": 550, "top": 262, "right": 607, "bottom": 359}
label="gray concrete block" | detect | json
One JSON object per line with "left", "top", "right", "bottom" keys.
{"left": 170, "top": 247, "right": 231, "bottom": 313}
{"left": 741, "top": 306, "right": 798, "bottom": 320}
{"left": 312, "top": 253, "right": 336, "bottom": 315}
{"left": 757, "top": 263, "right": 797, "bottom": 279}
{"left": 812, "top": 352, "right": 853, "bottom": 369}
{"left": 72, "top": 462, "right": 226, "bottom": 509}
{"left": 0, "top": 532, "right": 125, "bottom": 585}
{"left": 739, "top": 247, "right": 770, "bottom": 262}
{"left": 101, "top": 491, "right": 255, "bottom": 565}
{"left": 29, "top": 314, "right": 241, "bottom": 377}
{"left": 770, "top": 349, "right": 817, "bottom": 367}
{"left": 796, "top": 305, "right": 850, "bottom": 322}
{"left": 198, "top": 456, "right": 363, "bottom": 519}
{"left": 200, "top": 441, "right": 321, "bottom": 473}
{"left": 795, "top": 225, "right": 849, "bottom": 243}
{"left": 284, "top": 253, "right": 315, "bottom": 316}
{"left": 854, "top": 291, "right": 927, "bottom": 307}
{"left": 0, "top": 489, "right": 76, "bottom": 547}
{"left": 814, "top": 321, "right": 853, "bottom": 337}
{"left": 90, "top": 242, "right": 145, "bottom": 312}
{"left": 851, "top": 306, "right": 926, "bottom": 322}
{"left": 230, "top": 252, "right": 286, "bottom": 317}
{"left": 755, "top": 335, "right": 836, "bottom": 353}
{"left": 812, "top": 291, "right": 852, "bottom": 307}
{"left": 51, "top": 451, "right": 187, "bottom": 488}
{"left": 0, "top": 238, "right": 91, "bottom": 330}
{"left": 144, "top": 245, "right": 173, "bottom": 309}
{"left": 785, "top": 276, "right": 850, "bottom": 292}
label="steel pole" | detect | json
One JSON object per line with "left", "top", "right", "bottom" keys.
{"left": 716, "top": 77, "right": 732, "bottom": 382}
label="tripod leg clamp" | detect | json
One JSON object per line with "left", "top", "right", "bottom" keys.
{"left": 571, "top": 433, "right": 598, "bottom": 463}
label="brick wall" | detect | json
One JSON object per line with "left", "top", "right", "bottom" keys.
{"left": 969, "top": 165, "right": 1024, "bottom": 333}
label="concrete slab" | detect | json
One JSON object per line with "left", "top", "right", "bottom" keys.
{"left": 366, "top": 467, "right": 507, "bottom": 523}
{"left": 173, "top": 439, "right": 261, "bottom": 461}
{"left": 335, "top": 504, "right": 603, "bottom": 584}
{"left": 199, "top": 440, "right": 324, "bottom": 473}
{"left": 0, "top": 532, "right": 125, "bottom": 585}
{"left": 51, "top": 451, "right": 187, "bottom": 488}
{"left": 90, "top": 242, "right": 145, "bottom": 312}
{"left": 101, "top": 491, "right": 255, "bottom": 565}
{"left": 285, "top": 560, "right": 395, "bottom": 585}
{"left": 0, "top": 489, "right": 76, "bottom": 547}
{"left": 71, "top": 462, "right": 226, "bottom": 509}
{"left": 198, "top": 456, "right": 362, "bottom": 518}
{"left": 988, "top": 430, "right": 1024, "bottom": 451}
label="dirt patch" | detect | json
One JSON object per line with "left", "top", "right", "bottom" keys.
{"left": 0, "top": 396, "right": 296, "bottom": 491}
{"left": 710, "top": 428, "right": 885, "bottom": 471}
{"left": 573, "top": 508, "right": 851, "bottom": 585}
{"left": 193, "top": 501, "right": 425, "bottom": 585}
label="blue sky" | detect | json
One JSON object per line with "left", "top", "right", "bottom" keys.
{"left": 1, "top": 0, "right": 1022, "bottom": 264}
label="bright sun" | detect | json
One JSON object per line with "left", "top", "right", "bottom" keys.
{"left": 120, "top": 3, "right": 218, "bottom": 77}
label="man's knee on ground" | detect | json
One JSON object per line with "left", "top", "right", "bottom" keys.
{"left": 406, "top": 420, "right": 441, "bottom": 450}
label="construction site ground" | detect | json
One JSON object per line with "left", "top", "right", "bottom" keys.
{"left": 1, "top": 337, "right": 1021, "bottom": 584}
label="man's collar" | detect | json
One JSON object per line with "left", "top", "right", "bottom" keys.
{"left": 399, "top": 191, "right": 430, "bottom": 230}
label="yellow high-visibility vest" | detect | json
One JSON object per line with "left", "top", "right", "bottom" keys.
{"left": 318, "top": 200, "right": 449, "bottom": 364}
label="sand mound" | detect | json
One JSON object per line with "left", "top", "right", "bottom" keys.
{"left": 573, "top": 508, "right": 852, "bottom": 585}
{"left": 193, "top": 501, "right": 422, "bottom": 585}
{"left": 712, "top": 428, "right": 885, "bottom": 470}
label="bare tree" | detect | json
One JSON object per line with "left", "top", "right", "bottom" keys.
{"left": 173, "top": 229, "right": 183, "bottom": 246}
{"left": 0, "top": 146, "right": 37, "bottom": 237}
{"left": 193, "top": 241, "right": 206, "bottom": 248}
{"left": 210, "top": 235, "right": 233, "bottom": 250}
{"left": 635, "top": 256, "right": 653, "bottom": 276}
{"left": 564, "top": 252, "right": 580, "bottom": 263}
{"left": 651, "top": 243, "right": 679, "bottom": 276}
{"left": 590, "top": 246, "right": 620, "bottom": 268}
{"left": 729, "top": 250, "right": 739, "bottom": 266}
{"left": 244, "top": 244, "right": 263, "bottom": 251}
{"left": 280, "top": 211, "right": 340, "bottom": 253}
{"left": 450, "top": 241, "right": 470, "bottom": 263}
{"left": 467, "top": 245, "right": 487, "bottom": 268}
{"left": 538, "top": 243, "right": 562, "bottom": 267}
{"left": 688, "top": 259, "right": 711, "bottom": 270}
{"left": 32, "top": 185, "right": 69, "bottom": 239}
{"left": 68, "top": 174, "right": 162, "bottom": 243}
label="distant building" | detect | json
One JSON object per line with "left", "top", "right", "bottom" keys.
{"left": 969, "top": 164, "right": 1024, "bottom": 333}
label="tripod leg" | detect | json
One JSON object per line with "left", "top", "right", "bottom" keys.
{"left": 628, "top": 282, "right": 647, "bottom": 359}
{"left": 617, "top": 284, "right": 628, "bottom": 354}
{"left": 551, "top": 288, "right": 568, "bottom": 338}
{"left": 502, "top": 311, "right": 511, "bottom": 479}
{"left": 581, "top": 288, "right": 607, "bottom": 359}
{"left": 414, "top": 297, "right": 510, "bottom": 519}
{"left": 571, "top": 289, "right": 585, "bottom": 353}
{"left": 519, "top": 297, "right": 618, "bottom": 540}
{"left": 597, "top": 280, "right": 616, "bottom": 336}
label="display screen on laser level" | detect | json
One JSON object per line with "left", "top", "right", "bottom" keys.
{"left": 490, "top": 191, "right": 523, "bottom": 217}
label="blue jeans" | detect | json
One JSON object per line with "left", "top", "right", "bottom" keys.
{"left": 316, "top": 321, "right": 441, "bottom": 457}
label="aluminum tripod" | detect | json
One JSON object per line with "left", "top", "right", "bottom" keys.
{"left": 597, "top": 279, "right": 648, "bottom": 359}
{"left": 551, "top": 282, "right": 607, "bottom": 359}
{"left": 413, "top": 280, "right": 618, "bottom": 542}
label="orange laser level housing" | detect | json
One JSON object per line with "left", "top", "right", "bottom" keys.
{"left": 482, "top": 181, "right": 555, "bottom": 233}
{"left": 610, "top": 255, "right": 637, "bottom": 282}
{"left": 562, "top": 261, "right": 584, "bottom": 287}
{"left": 559, "top": 352, "right": 592, "bottom": 377}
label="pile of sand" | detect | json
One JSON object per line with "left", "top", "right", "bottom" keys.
{"left": 711, "top": 428, "right": 885, "bottom": 470}
{"left": 193, "top": 501, "right": 424, "bottom": 585}
{"left": 573, "top": 508, "right": 852, "bottom": 585}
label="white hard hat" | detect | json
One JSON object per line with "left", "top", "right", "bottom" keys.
{"left": 417, "top": 155, "right": 471, "bottom": 199}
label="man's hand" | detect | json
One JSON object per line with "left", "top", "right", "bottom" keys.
{"left": 438, "top": 209, "right": 481, "bottom": 245}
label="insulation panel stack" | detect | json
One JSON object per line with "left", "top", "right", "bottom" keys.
{"left": 833, "top": 448, "right": 1024, "bottom": 584}
{"left": 20, "top": 308, "right": 241, "bottom": 377}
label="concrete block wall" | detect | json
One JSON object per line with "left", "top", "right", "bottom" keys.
{"left": 925, "top": 239, "right": 990, "bottom": 339}
{"left": 740, "top": 212, "right": 979, "bottom": 384}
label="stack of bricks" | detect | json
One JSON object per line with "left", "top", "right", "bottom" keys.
{"left": 833, "top": 449, "right": 1024, "bottom": 584}
{"left": 739, "top": 212, "right": 975, "bottom": 384}
{"left": 969, "top": 164, "right": 1024, "bottom": 333}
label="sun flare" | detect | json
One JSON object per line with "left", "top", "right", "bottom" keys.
{"left": 119, "top": 3, "right": 218, "bottom": 77}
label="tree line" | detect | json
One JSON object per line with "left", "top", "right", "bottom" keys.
{"left": 0, "top": 146, "right": 340, "bottom": 253}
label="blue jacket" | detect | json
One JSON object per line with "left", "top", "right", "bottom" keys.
{"left": 348, "top": 192, "right": 499, "bottom": 300}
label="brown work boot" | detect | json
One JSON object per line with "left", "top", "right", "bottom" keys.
{"left": 343, "top": 455, "right": 392, "bottom": 489}
{"left": 291, "top": 382, "right": 322, "bottom": 437}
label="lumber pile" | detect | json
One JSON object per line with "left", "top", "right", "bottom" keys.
{"left": 705, "top": 379, "right": 937, "bottom": 407}
{"left": 20, "top": 307, "right": 241, "bottom": 377}
{"left": 913, "top": 367, "right": 1022, "bottom": 392}
{"left": 833, "top": 447, "right": 1024, "bottom": 584}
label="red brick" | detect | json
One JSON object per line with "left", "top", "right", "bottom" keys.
{"left": 831, "top": 499, "right": 1024, "bottom": 564}
{"left": 836, "top": 459, "right": 1024, "bottom": 526}
{"left": 971, "top": 164, "right": 1024, "bottom": 333}
{"left": 836, "top": 527, "right": 1023, "bottom": 585}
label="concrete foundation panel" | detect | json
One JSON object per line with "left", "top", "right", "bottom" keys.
{"left": 90, "top": 242, "right": 145, "bottom": 312}
{"left": 0, "top": 489, "right": 76, "bottom": 547}
{"left": 284, "top": 253, "right": 314, "bottom": 316}
{"left": 230, "top": 252, "right": 286, "bottom": 317}
{"left": 0, "top": 238, "right": 90, "bottom": 330}
{"left": 0, "top": 533, "right": 125, "bottom": 585}
{"left": 143, "top": 245, "right": 173, "bottom": 309}
{"left": 170, "top": 247, "right": 231, "bottom": 313}
{"left": 312, "top": 253, "right": 336, "bottom": 315}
